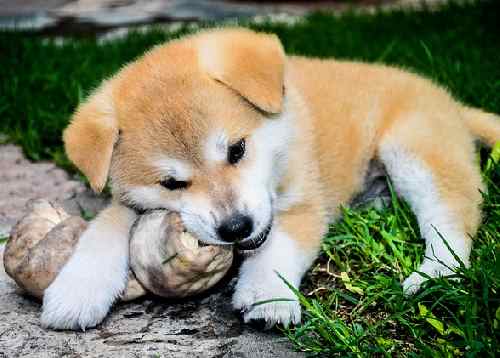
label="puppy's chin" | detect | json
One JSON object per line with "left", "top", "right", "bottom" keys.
{"left": 236, "top": 219, "right": 273, "bottom": 251}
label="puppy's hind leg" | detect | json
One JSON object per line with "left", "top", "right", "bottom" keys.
{"left": 379, "top": 138, "right": 483, "bottom": 295}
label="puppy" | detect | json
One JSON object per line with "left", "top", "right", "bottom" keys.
{"left": 41, "top": 28, "right": 500, "bottom": 330}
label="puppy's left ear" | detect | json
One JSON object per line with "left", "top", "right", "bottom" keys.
{"left": 198, "top": 29, "right": 285, "bottom": 114}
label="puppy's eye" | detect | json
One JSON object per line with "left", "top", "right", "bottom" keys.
{"left": 160, "top": 177, "right": 191, "bottom": 191}
{"left": 228, "top": 138, "right": 245, "bottom": 165}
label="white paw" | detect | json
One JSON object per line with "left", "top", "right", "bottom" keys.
{"left": 233, "top": 275, "right": 301, "bottom": 328}
{"left": 41, "top": 251, "right": 127, "bottom": 330}
{"left": 403, "top": 259, "right": 456, "bottom": 296}
{"left": 42, "top": 276, "right": 117, "bottom": 330}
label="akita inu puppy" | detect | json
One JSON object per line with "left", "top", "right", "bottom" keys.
{"left": 41, "top": 28, "right": 500, "bottom": 330}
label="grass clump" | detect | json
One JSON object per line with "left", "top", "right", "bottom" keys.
{"left": 286, "top": 156, "right": 499, "bottom": 356}
{"left": 0, "top": 0, "right": 499, "bottom": 356}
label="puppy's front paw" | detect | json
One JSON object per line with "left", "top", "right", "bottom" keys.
{"left": 42, "top": 278, "right": 113, "bottom": 330}
{"left": 41, "top": 257, "right": 126, "bottom": 330}
{"left": 233, "top": 276, "right": 301, "bottom": 328}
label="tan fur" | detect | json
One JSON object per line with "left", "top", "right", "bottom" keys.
{"left": 287, "top": 58, "right": 497, "bottom": 243}
{"left": 461, "top": 107, "right": 500, "bottom": 147}
{"left": 63, "top": 81, "right": 117, "bottom": 192}
{"left": 65, "top": 28, "right": 500, "bottom": 289}
{"left": 107, "top": 40, "right": 266, "bottom": 205}
{"left": 197, "top": 28, "right": 285, "bottom": 114}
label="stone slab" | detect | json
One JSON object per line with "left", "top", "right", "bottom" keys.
{"left": 0, "top": 248, "right": 303, "bottom": 357}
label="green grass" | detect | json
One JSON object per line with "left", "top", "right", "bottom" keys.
{"left": 1, "top": 0, "right": 499, "bottom": 356}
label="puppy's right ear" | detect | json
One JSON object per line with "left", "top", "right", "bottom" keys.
{"left": 63, "top": 81, "right": 118, "bottom": 193}
{"left": 197, "top": 29, "right": 285, "bottom": 114}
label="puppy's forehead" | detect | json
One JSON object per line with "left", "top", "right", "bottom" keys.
{"left": 113, "top": 39, "right": 264, "bottom": 165}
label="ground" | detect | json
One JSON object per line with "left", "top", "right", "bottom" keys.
{"left": 0, "top": 257, "right": 301, "bottom": 358}
{"left": 0, "top": 0, "right": 499, "bottom": 356}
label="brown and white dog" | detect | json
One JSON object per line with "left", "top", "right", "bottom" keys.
{"left": 41, "top": 28, "right": 500, "bottom": 330}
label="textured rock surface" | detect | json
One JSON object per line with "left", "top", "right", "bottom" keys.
{"left": 0, "top": 249, "right": 303, "bottom": 357}
{"left": 0, "top": 144, "right": 303, "bottom": 357}
{"left": 0, "top": 144, "right": 107, "bottom": 238}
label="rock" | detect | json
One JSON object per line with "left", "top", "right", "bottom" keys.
{"left": 130, "top": 211, "right": 233, "bottom": 298}
{"left": 121, "top": 270, "right": 147, "bottom": 301}
{"left": 4, "top": 200, "right": 86, "bottom": 299}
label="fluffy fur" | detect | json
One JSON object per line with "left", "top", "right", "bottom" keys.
{"left": 44, "top": 28, "right": 500, "bottom": 330}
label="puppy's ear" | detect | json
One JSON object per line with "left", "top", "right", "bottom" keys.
{"left": 198, "top": 29, "right": 285, "bottom": 114}
{"left": 63, "top": 82, "right": 118, "bottom": 192}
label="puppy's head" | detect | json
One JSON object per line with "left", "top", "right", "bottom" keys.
{"left": 64, "top": 28, "right": 292, "bottom": 249}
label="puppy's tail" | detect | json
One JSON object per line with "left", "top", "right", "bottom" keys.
{"left": 461, "top": 107, "right": 500, "bottom": 147}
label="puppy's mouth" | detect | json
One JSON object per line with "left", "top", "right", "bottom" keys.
{"left": 236, "top": 221, "right": 273, "bottom": 251}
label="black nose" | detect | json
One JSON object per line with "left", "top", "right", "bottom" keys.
{"left": 217, "top": 214, "right": 254, "bottom": 242}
